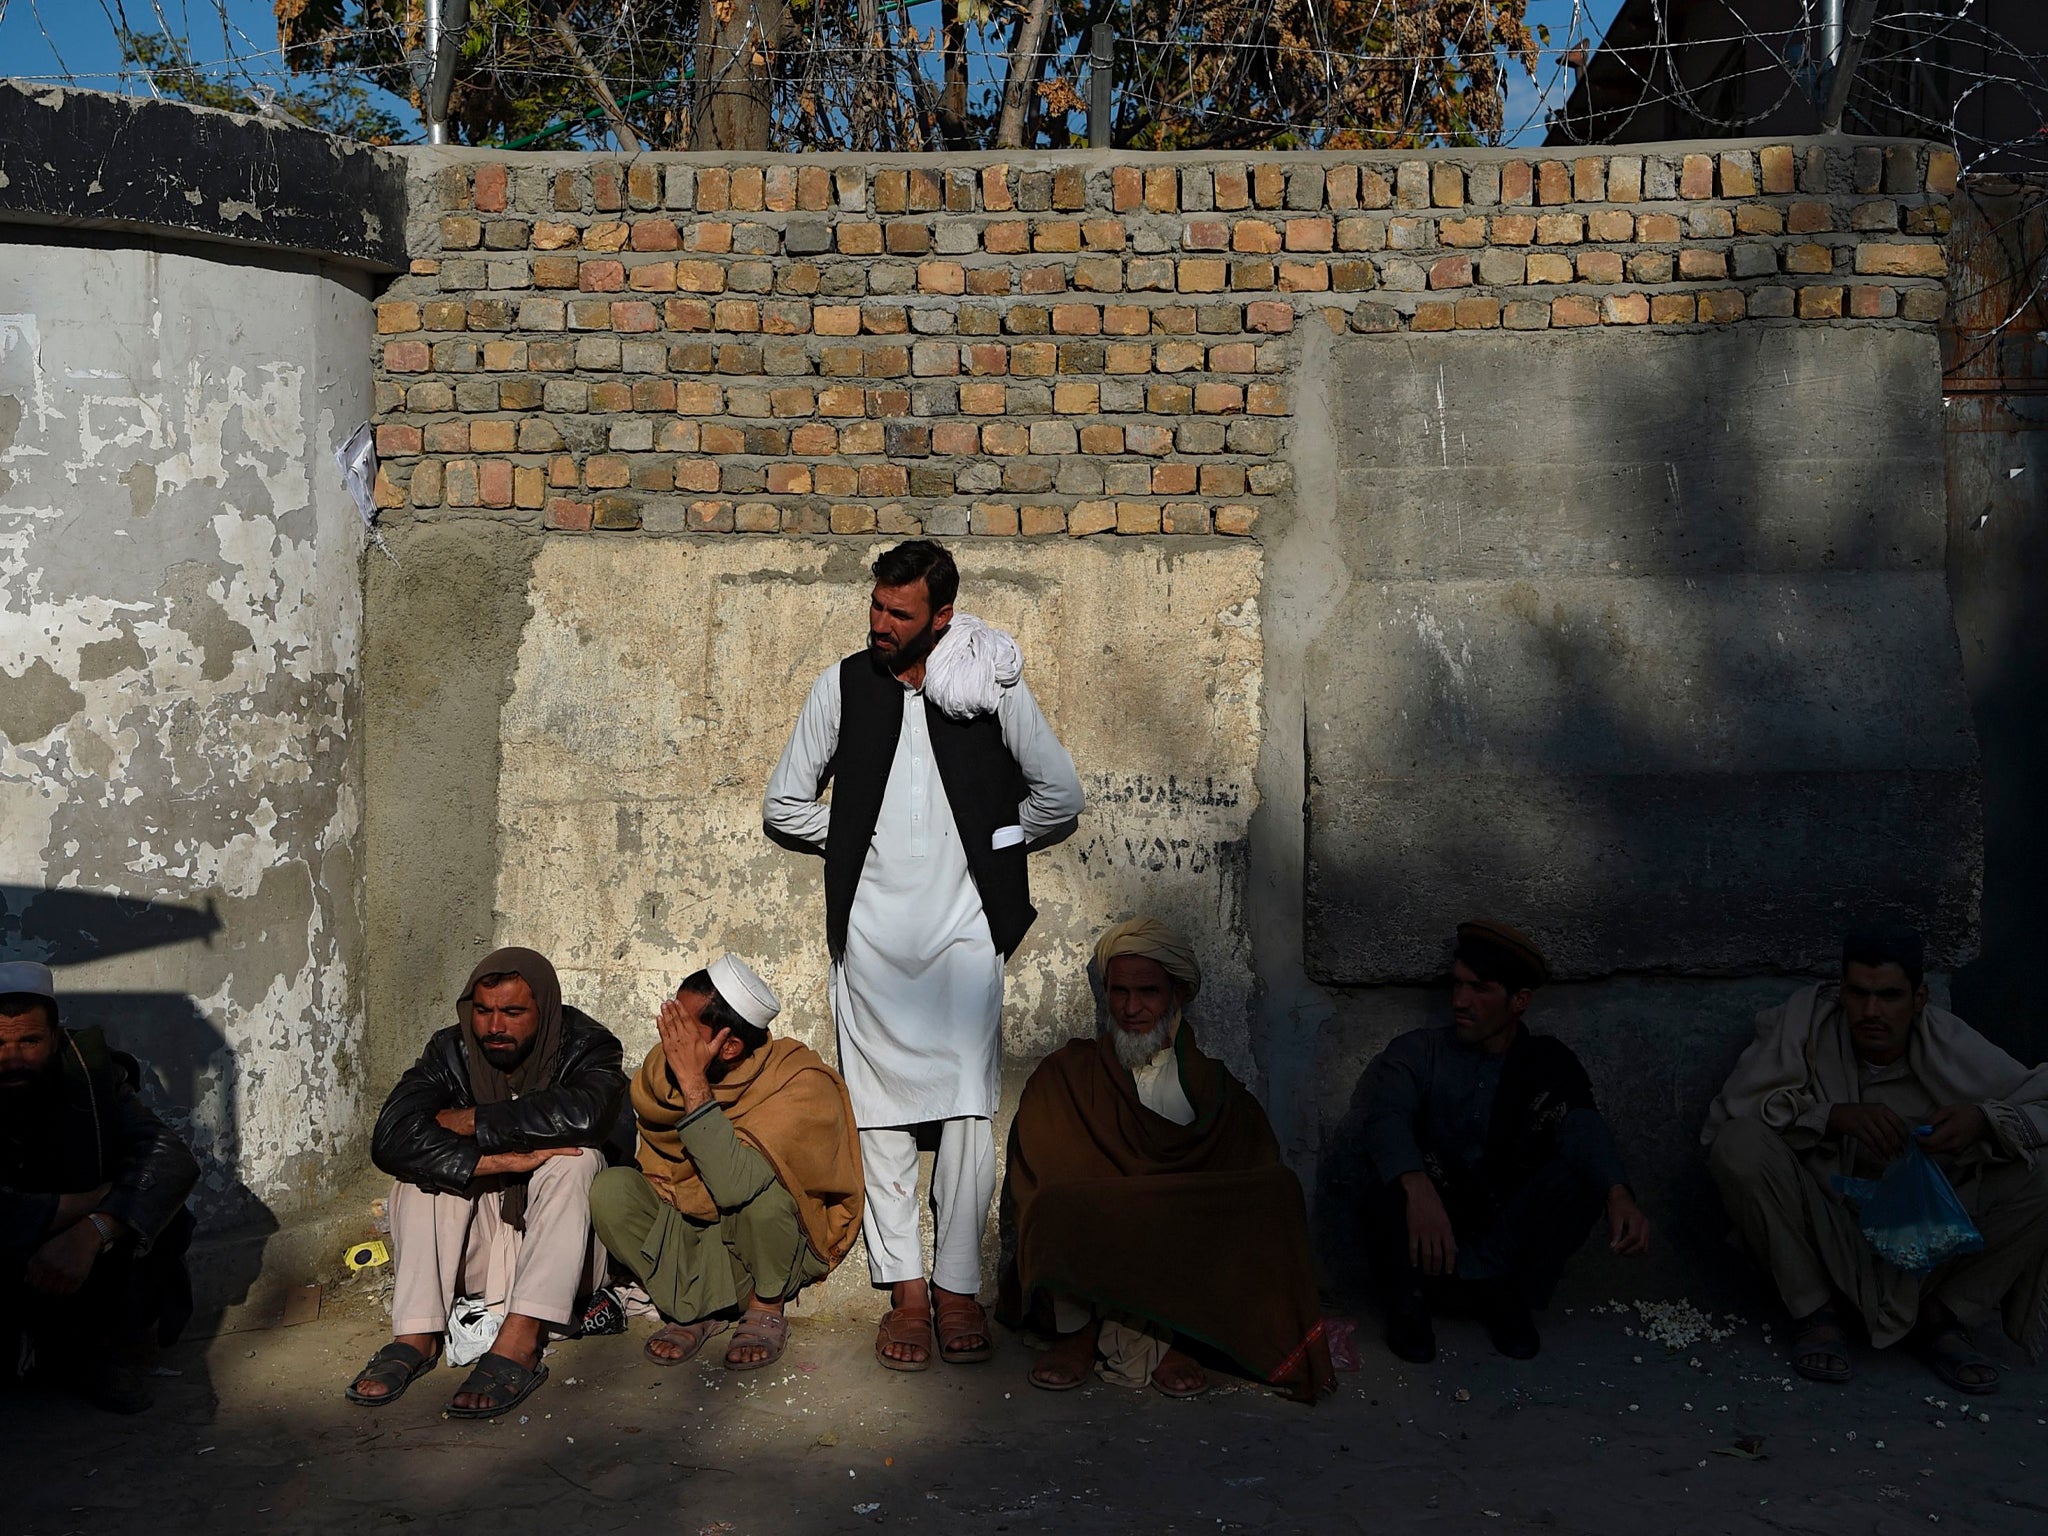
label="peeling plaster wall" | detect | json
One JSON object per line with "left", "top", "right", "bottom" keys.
{"left": 0, "top": 233, "right": 371, "bottom": 1225}
{"left": 486, "top": 537, "right": 1263, "bottom": 1084}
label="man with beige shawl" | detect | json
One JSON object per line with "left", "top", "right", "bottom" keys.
{"left": 1704, "top": 925, "right": 2048, "bottom": 1394}
{"left": 591, "top": 957, "right": 863, "bottom": 1371}
{"left": 996, "top": 918, "right": 1334, "bottom": 1402}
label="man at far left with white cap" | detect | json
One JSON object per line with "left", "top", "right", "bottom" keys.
{"left": 591, "top": 958, "right": 864, "bottom": 1372}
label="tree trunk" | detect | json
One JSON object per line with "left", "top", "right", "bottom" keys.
{"left": 937, "top": 0, "right": 970, "bottom": 148}
{"left": 994, "top": 0, "right": 1055, "bottom": 149}
{"left": 692, "top": 0, "right": 781, "bottom": 150}
{"left": 548, "top": 8, "right": 642, "bottom": 152}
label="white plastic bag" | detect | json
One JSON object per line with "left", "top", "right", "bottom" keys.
{"left": 446, "top": 1297, "right": 504, "bottom": 1367}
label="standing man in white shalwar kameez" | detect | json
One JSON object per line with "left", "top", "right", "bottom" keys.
{"left": 764, "top": 540, "right": 1083, "bottom": 1371}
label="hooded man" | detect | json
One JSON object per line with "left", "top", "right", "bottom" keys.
{"left": 996, "top": 918, "right": 1335, "bottom": 1403}
{"left": 0, "top": 961, "right": 199, "bottom": 1414}
{"left": 763, "top": 539, "right": 1083, "bottom": 1372}
{"left": 1357, "top": 921, "right": 1650, "bottom": 1365}
{"left": 591, "top": 956, "right": 863, "bottom": 1372}
{"left": 346, "top": 947, "right": 627, "bottom": 1418}
{"left": 1704, "top": 924, "right": 2048, "bottom": 1394}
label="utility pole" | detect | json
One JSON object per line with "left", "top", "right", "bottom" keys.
{"left": 1820, "top": 0, "right": 1880, "bottom": 134}
{"left": 1089, "top": 25, "right": 1113, "bottom": 149}
{"left": 421, "top": 0, "right": 468, "bottom": 145}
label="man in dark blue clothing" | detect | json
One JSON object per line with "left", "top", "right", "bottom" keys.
{"left": 1358, "top": 920, "right": 1651, "bottom": 1364}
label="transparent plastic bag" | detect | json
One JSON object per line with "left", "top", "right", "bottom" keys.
{"left": 1832, "top": 1137, "right": 1985, "bottom": 1273}
{"left": 446, "top": 1296, "right": 504, "bottom": 1366}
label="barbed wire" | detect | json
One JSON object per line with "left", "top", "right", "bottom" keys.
{"left": 8, "top": 1, "right": 2046, "bottom": 176}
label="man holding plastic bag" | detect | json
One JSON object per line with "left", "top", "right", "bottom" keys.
{"left": 1704, "top": 925, "right": 2048, "bottom": 1394}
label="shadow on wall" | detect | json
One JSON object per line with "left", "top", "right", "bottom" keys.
{"left": 1301, "top": 325, "right": 1977, "bottom": 1304}
{"left": 0, "top": 883, "right": 276, "bottom": 1336}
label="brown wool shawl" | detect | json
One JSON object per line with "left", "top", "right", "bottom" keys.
{"left": 632, "top": 1036, "right": 864, "bottom": 1267}
{"left": 458, "top": 946, "right": 566, "bottom": 1230}
{"left": 997, "top": 1022, "right": 1336, "bottom": 1403}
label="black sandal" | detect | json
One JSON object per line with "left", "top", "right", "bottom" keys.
{"left": 1922, "top": 1325, "right": 2000, "bottom": 1395}
{"left": 345, "top": 1340, "right": 439, "bottom": 1406}
{"left": 1788, "top": 1309, "right": 1852, "bottom": 1384}
{"left": 445, "top": 1352, "right": 549, "bottom": 1418}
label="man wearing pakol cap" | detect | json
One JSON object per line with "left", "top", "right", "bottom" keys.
{"left": 347, "top": 947, "right": 627, "bottom": 1418}
{"left": 764, "top": 539, "right": 1083, "bottom": 1371}
{"left": 1, "top": 961, "right": 199, "bottom": 1413}
{"left": 1358, "top": 921, "right": 1649, "bottom": 1365}
{"left": 996, "top": 918, "right": 1335, "bottom": 1402}
{"left": 1705, "top": 923, "right": 2048, "bottom": 1395}
{"left": 591, "top": 957, "right": 862, "bottom": 1371}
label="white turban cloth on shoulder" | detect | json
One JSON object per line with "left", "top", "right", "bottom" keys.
{"left": 922, "top": 613, "right": 1023, "bottom": 721}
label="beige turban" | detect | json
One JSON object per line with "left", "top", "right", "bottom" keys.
{"left": 1093, "top": 917, "right": 1202, "bottom": 999}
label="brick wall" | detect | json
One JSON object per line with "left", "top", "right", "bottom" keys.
{"left": 373, "top": 139, "right": 1958, "bottom": 538}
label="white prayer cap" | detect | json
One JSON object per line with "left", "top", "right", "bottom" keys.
{"left": 707, "top": 955, "right": 780, "bottom": 1030}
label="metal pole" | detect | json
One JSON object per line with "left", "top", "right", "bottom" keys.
{"left": 425, "top": 0, "right": 445, "bottom": 144}
{"left": 1089, "top": 24, "right": 1113, "bottom": 149}
{"left": 1820, "top": 0, "right": 1880, "bottom": 134}
{"left": 1820, "top": 0, "right": 1844, "bottom": 72}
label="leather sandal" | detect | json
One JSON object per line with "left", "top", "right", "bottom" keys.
{"left": 445, "top": 1352, "right": 548, "bottom": 1419}
{"left": 644, "top": 1317, "right": 730, "bottom": 1367}
{"left": 875, "top": 1300, "right": 934, "bottom": 1372}
{"left": 724, "top": 1307, "right": 789, "bottom": 1372}
{"left": 345, "top": 1340, "right": 439, "bottom": 1406}
{"left": 1789, "top": 1308, "right": 1853, "bottom": 1384}
{"left": 934, "top": 1289, "right": 994, "bottom": 1364}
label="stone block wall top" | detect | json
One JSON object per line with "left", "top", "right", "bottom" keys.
{"left": 371, "top": 137, "right": 1957, "bottom": 540}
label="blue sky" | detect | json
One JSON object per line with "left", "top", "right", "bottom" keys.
{"left": 0, "top": 0, "right": 1624, "bottom": 147}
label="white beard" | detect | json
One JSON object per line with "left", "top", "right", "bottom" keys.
{"left": 1111, "top": 1017, "right": 1175, "bottom": 1071}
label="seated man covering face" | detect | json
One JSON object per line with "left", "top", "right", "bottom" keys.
{"left": 1359, "top": 921, "right": 1650, "bottom": 1364}
{"left": 997, "top": 918, "right": 1334, "bottom": 1402}
{"left": 1704, "top": 924, "right": 2048, "bottom": 1395}
{"left": 0, "top": 962, "right": 199, "bottom": 1415}
{"left": 348, "top": 947, "right": 627, "bottom": 1418}
{"left": 591, "top": 957, "right": 863, "bottom": 1371}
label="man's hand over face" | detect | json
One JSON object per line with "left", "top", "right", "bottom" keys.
{"left": 25, "top": 1221, "right": 102, "bottom": 1296}
{"left": 1402, "top": 1173, "right": 1457, "bottom": 1278}
{"left": 1607, "top": 1187, "right": 1652, "bottom": 1257}
{"left": 1827, "top": 1102, "right": 1912, "bottom": 1161}
{"left": 1918, "top": 1103, "right": 1990, "bottom": 1155}
{"left": 656, "top": 998, "right": 728, "bottom": 1110}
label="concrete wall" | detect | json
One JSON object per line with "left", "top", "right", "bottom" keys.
{"left": 0, "top": 90, "right": 404, "bottom": 1249}
{"left": 360, "top": 134, "right": 1981, "bottom": 1304}
{"left": 0, "top": 235, "right": 373, "bottom": 1224}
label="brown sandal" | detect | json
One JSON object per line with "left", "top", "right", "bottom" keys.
{"left": 875, "top": 1301, "right": 934, "bottom": 1372}
{"left": 644, "top": 1317, "right": 729, "bottom": 1367}
{"left": 934, "top": 1289, "right": 994, "bottom": 1365}
{"left": 724, "top": 1307, "right": 789, "bottom": 1372}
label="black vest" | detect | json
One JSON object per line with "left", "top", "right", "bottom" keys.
{"left": 823, "top": 649, "right": 1035, "bottom": 961}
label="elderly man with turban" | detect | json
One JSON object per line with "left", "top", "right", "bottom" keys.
{"left": 590, "top": 957, "right": 864, "bottom": 1372}
{"left": 347, "top": 948, "right": 627, "bottom": 1417}
{"left": 1358, "top": 920, "right": 1649, "bottom": 1366}
{"left": 996, "top": 918, "right": 1334, "bottom": 1402}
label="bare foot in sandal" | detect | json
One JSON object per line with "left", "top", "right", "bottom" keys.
{"left": 645, "top": 1315, "right": 730, "bottom": 1365}
{"left": 1152, "top": 1347, "right": 1209, "bottom": 1398}
{"left": 725, "top": 1294, "right": 789, "bottom": 1370}
{"left": 1788, "top": 1306, "right": 1852, "bottom": 1383}
{"left": 1918, "top": 1303, "right": 2000, "bottom": 1394}
{"left": 453, "top": 1312, "right": 544, "bottom": 1413}
{"left": 877, "top": 1278, "right": 934, "bottom": 1370}
{"left": 1029, "top": 1319, "right": 1100, "bottom": 1390}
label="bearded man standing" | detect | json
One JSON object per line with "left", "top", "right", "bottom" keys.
{"left": 998, "top": 919, "right": 1335, "bottom": 1402}
{"left": 346, "top": 947, "right": 626, "bottom": 1417}
{"left": 0, "top": 962, "right": 198, "bottom": 1414}
{"left": 764, "top": 539, "right": 1083, "bottom": 1371}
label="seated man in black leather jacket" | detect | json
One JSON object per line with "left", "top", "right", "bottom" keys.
{"left": 1, "top": 961, "right": 200, "bottom": 1415}
{"left": 347, "top": 947, "right": 626, "bottom": 1419}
